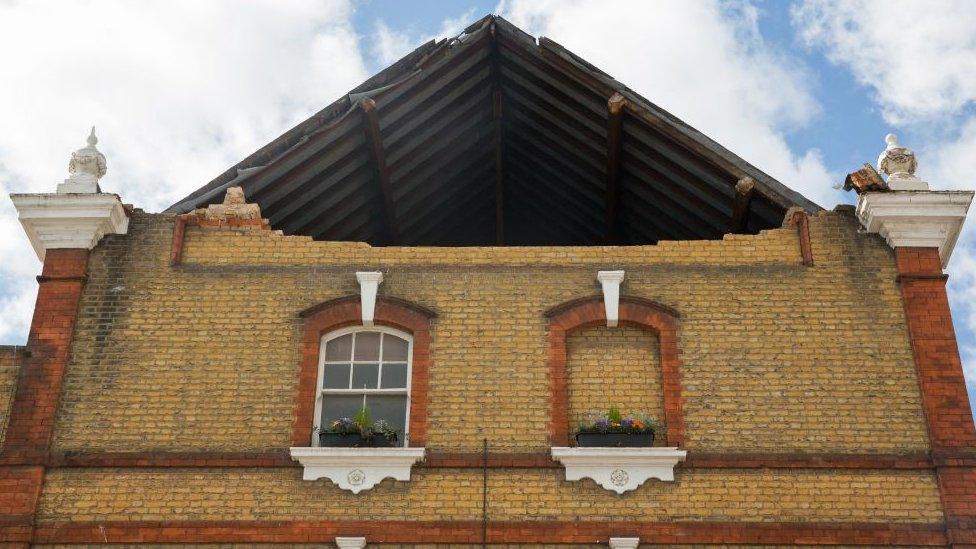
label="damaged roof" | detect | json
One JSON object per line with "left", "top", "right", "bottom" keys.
{"left": 168, "top": 14, "right": 821, "bottom": 246}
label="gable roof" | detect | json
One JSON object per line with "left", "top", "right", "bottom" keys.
{"left": 168, "top": 14, "right": 821, "bottom": 246}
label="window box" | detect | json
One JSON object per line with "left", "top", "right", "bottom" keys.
{"left": 576, "top": 432, "right": 655, "bottom": 447}
{"left": 318, "top": 432, "right": 398, "bottom": 448}
{"left": 289, "top": 446, "right": 426, "bottom": 493}
{"left": 550, "top": 447, "right": 686, "bottom": 494}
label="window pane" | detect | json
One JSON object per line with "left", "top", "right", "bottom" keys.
{"left": 351, "top": 363, "right": 379, "bottom": 389}
{"left": 320, "top": 395, "right": 363, "bottom": 426}
{"left": 322, "top": 363, "right": 351, "bottom": 389}
{"left": 383, "top": 334, "right": 409, "bottom": 361}
{"left": 324, "top": 334, "right": 353, "bottom": 361}
{"left": 354, "top": 332, "right": 381, "bottom": 361}
{"left": 365, "top": 394, "right": 408, "bottom": 442}
{"left": 381, "top": 363, "right": 408, "bottom": 388}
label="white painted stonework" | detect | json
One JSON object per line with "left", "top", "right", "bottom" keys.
{"left": 334, "top": 537, "right": 367, "bottom": 549}
{"left": 356, "top": 271, "right": 384, "bottom": 326}
{"left": 289, "top": 446, "right": 425, "bottom": 493}
{"left": 856, "top": 191, "right": 973, "bottom": 267}
{"left": 10, "top": 128, "right": 128, "bottom": 261}
{"left": 609, "top": 537, "right": 640, "bottom": 549}
{"left": 597, "top": 270, "right": 625, "bottom": 327}
{"left": 550, "top": 447, "right": 686, "bottom": 494}
{"left": 10, "top": 193, "right": 129, "bottom": 261}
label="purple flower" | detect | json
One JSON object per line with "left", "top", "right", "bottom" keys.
{"left": 595, "top": 418, "right": 610, "bottom": 429}
{"left": 621, "top": 418, "right": 633, "bottom": 428}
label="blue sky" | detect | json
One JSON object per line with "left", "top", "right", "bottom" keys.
{"left": 1, "top": 0, "right": 975, "bottom": 415}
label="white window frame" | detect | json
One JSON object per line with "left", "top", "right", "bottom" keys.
{"left": 312, "top": 325, "right": 414, "bottom": 447}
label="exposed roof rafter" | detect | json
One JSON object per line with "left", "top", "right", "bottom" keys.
{"left": 360, "top": 97, "right": 399, "bottom": 244}
{"left": 166, "top": 13, "right": 822, "bottom": 247}
{"left": 605, "top": 92, "right": 626, "bottom": 243}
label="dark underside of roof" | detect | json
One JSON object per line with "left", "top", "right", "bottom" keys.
{"left": 168, "top": 15, "right": 821, "bottom": 246}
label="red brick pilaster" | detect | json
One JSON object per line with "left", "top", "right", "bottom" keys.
{"left": 895, "top": 247, "right": 976, "bottom": 545}
{"left": 0, "top": 248, "right": 89, "bottom": 546}
{"left": 292, "top": 295, "right": 435, "bottom": 447}
{"left": 3, "top": 249, "right": 88, "bottom": 459}
{"left": 545, "top": 296, "right": 685, "bottom": 447}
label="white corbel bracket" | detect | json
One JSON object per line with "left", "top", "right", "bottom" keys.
{"left": 356, "top": 271, "right": 384, "bottom": 326}
{"left": 597, "top": 270, "right": 625, "bottom": 327}
{"left": 9, "top": 193, "right": 129, "bottom": 261}
{"left": 609, "top": 538, "right": 640, "bottom": 549}
{"left": 550, "top": 447, "right": 686, "bottom": 494}
{"left": 856, "top": 191, "right": 973, "bottom": 267}
{"left": 289, "top": 447, "right": 425, "bottom": 494}
{"left": 335, "top": 537, "right": 367, "bottom": 549}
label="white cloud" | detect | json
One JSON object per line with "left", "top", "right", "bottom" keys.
{"left": 370, "top": 7, "right": 479, "bottom": 67}
{"left": 497, "top": 0, "right": 843, "bottom": 208}
{"left": 793, "top": 0, "right": 976, "bottom": 125}
{"left": 794, "top": 0, "right": 976, "bottom": 401}
{"left": 0, "top": 0, "right": 369, "bottom": 343}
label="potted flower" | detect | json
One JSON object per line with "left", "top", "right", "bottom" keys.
{"left": 575, "top": 406, "right": 659, "bottom": 447}
{"left": 317, "top": 405, "right": 400, "bottom": 447}
{"left": 369, "top": 419, "right": 399, "bottom": 448}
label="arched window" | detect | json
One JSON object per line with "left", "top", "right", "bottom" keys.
{"left": 314, "top": 326, "right": 413, "bottom": 447}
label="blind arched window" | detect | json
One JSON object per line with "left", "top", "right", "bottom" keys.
{"left": 314, "top": 326, "right": 412, "bottom": 446}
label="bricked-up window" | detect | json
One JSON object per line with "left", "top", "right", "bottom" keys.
{"left": 315, "top": 326, "right": 412, "bottom": 446}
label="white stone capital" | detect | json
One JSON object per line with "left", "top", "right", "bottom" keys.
{"left": 856, "top": 190, "right": 973, "bottom": 267}
{"left": 335, "top": 537, "right": 367, "bottom": 549}
{"left": 9, "top": 192, "right": 129, "bottom": 261}
{"left": 597, "top": 270, "right": 625, "bottom": 327}
{"left": 609, "top": 537, "right": 640, "bottom": 549}
{"left": 356, "top": 271, "right": 384, "bottom": 326}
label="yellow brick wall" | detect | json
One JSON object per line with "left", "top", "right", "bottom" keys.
{"left": 0, "top": 346, "right": 24, "bottom": 449}
{"left": 566, "top": 326, "right": 663, "bottom": 435}
{"left": 36, "top": 467, "right": 942, "bottom": 523}
{"left": 52, "top": 210, "right": 928, "bottom": 454}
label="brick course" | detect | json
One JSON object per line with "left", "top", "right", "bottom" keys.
{"left": 36, "top": 468, "right": 943, "bottom": 523}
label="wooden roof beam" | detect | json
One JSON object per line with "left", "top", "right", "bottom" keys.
{"left": 360, "top": 97, "right": 400, "bottom": 244}
{"left": 493, "top": 89, "right": 505, "bottom": 245}
{"left": 605, "top": 92, "right": 626, "bottom": 243}
{"left": 730, "top": 176, "right": 756, "bottom": 233}
{"left": 490, "top": 21, "right": 505, "bottom": 245}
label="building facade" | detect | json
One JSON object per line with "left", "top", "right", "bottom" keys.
{"left": 2, "top": 15, "right": 976, "bottom": 548}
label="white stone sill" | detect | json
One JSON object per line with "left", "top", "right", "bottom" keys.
{"left": 550, "top": 447, "right": 686, "bottom": 494}
{"left": 289, "top": 446, "right": 426, "bottom": 494}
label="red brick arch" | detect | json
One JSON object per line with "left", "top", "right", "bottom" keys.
{"left": 291, "top": 295, "right": 435, "bottom": 447}
{"left": 546, "top": 295, "right": 685, "bottom": 447}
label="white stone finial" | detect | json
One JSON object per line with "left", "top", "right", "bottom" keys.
{"left": 59, "top": 126, "right": 107, "bottom": 194}
{"left": 877, "top": 133, "right": 927, "bottom": 191}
